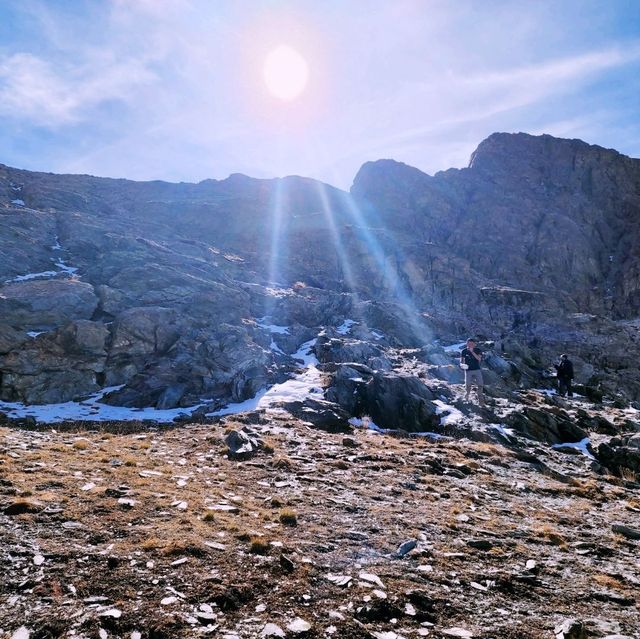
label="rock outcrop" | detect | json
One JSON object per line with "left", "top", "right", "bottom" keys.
{"left": 1, "top": 132, "right": 640, "bottom": 411}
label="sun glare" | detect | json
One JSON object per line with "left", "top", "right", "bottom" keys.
{"left": 263, "top": 45, "right": 309, "bottom": 101}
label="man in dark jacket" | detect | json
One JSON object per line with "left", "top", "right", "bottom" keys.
{"left": 460, "top": 338, "right": 485, "bottom": 407}
{"left": 554, "top": 353, "right": 574, "bottom": 397}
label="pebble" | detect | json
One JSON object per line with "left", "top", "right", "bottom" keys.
{"left": 98, "top": 608, "right": 122, "bottom": 618}
{"left": 11, "top": 628, "right": 30, "bottom": 639}
{"left": 131, "top": 633, "right": 142, "bottom": 639}
{"left": 118, "top": 497, "right": 136, "bottom": 508}
{"left": 326, "top": 573, "right": 352, "bottom": 587}
{"left": 161, "top": 596, "right": 178, "bottom": 605}
{"left": 171, "top": 557, "right": 189, "bottom": 566}
{"left": 359, "top": 571, "right": 385, "bottom": 588}
{"left": 33, "top": 554, "right": 45, "bottom": 566}
{"left": 287, "top": 618, "right": 311, "bottom": 634}
{"left": 397, "top": 539, "right": 417, "bottom": 557}
{"left": 261, "top": 623, "right": 286, "bottom": 638}
{"left": 81, "top": 482, "right": 96, "bottom": 491}
{"left": 442, "top": 629, "right": 473, "bottom": 638}
{"left": 204, "top": 541, "right": 226, "bottom": 551}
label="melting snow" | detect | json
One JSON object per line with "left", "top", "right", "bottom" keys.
{"left": 489, "top": 423, "right": 516, "bottom": 440}
{"left": 433, "top": 400, "right": 464, "bottom": 425}
{"left": 552, "top": 437, "right": 595, "bottom": 459}
{"left": 269, "top": 339, "right": 285, "bottom": 355}
{"left": 54, "top": 257, "right": 78, "bottom": 275}
{"left": 6, "top": 270, "right": 59, "bottom": 283}
{"left": 0, "top": 385, "right": 202, "bottom": 424}
{"left": 336, "top": 319, "right": 357, "bottom": 335}
{"left": 256, "top": 317, "right": 290, "bottom": 334}
{"left": 209, "top": 339, "right": 322, "bottom": 416}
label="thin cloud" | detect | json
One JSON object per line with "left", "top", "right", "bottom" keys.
{"left": 0, "top": 51, "right": 158, "bottom": 126}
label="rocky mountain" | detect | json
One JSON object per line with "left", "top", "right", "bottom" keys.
{"left": 1, "top": 133, "right": 640, "bottom": 639}
{"left": 1, "top": 132, "right": 639, "bottom": 415}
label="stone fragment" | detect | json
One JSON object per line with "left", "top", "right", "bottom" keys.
{"left": 287, "top": 618, "right": 311, "bottom": 634}
{"left": 261, "top": 624, "right": 285, "bottom": 638}
{"left": 611, "top": 524, "right": 640, "bottom": 540}
{"left": 397, "top": 539, "right": 417, "bottom": 557}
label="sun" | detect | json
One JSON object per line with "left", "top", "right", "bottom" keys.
{"left": 263, "top": 45, "right": 309, "bottom": 101}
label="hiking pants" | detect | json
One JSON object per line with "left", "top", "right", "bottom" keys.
{"left": 465, "top": 369, "right": 485, "bottom": 405}
{"left": 558, "top": 378, "right": 573, "bottom": 397}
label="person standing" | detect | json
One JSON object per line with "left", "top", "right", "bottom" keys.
{"left": 554, "top": 353, "right": 574, "bottom": 397}
{"left": 460, "top": 338, "right": 485, "bottom": 407}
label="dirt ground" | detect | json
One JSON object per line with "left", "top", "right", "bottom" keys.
{"left": 1, "top": 413, "right": 639, "bottom": 639}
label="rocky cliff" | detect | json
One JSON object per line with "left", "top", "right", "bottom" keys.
{"left": 1, "top": 132, "right": 640, "bottom": 415}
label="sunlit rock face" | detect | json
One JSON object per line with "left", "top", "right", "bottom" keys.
{"left": 1, "top": 131, "right": 639, "bottom": 408}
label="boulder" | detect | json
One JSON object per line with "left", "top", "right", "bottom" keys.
{"left": 597, "top": 438, "right": 640, "bottom": 476}
{"left": 505, "top": 407, "right": 588, "bottom": 445}
{"left": 0, "top": 279, "right": 98, "bottom": 329}
{"left": 0, "top": 320, "right": 108, "bottom": 403}
{"left": 224, "top": 428, "right": 262, "bottom": 459}
{"left": 0, "top": 324, "right": 27, "bottom": 353}
{"left": 283, "top": 398, "right": 353, "bottom": 433}
{"left": 327, "top": 365, "right": 438, "bottom": 431}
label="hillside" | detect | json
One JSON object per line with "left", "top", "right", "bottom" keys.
{"left": 1, "top": 132, "right": 640, "bottom": 637}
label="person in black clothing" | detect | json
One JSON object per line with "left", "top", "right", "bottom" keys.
{"left": 554, "top": 353, "right": 574, "bottom": 397}
{"left": 460, "top": 338, "right": 485, "bottom": 407}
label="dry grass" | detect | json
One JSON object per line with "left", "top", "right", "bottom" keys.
{"left": 620, "top": 467, "right": 637, "bottom": 482}
{"left": 249, "top": 536, "right": 271, "bottom": 555}
{"left": 533, "top": 523, "right": 566, "bottom": 547}
{"left": 279, "top": 508, "right": 298, "bottom": 526}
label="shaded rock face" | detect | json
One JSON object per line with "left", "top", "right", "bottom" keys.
{"left": 1, "top": 131, "right": 640, "bottom": 409}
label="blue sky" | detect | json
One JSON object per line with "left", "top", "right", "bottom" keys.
{"left": 0, "top": 0, "right": 639, "bottom": 189}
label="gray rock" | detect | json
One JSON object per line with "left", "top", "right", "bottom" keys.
{"left": 224, "top": 429, "right": 262, "bottom": 459}
{"left": 611, "top": 524, "right": 640, "bottom": 540}
{"left": 0, "top": 279, "right": 98, "bottom": 330}
{"left": 397, "top": 539, "right": 418, "bottom": 557}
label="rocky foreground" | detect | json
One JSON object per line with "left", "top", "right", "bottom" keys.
{"left": 2, "top": 384, "right": 639, "bottom": 639}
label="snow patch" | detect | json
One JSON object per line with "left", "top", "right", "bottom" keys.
{"left": 11, "top": 198, "right": 25, "bottom": 206}
{"left": 27, "top": 331, "right": 45, "bottom": 338}
{"left": 489, "top": 423, "right": 516, "bottom": 440}
{"left": 209, "top": 339, "right": 322, "bottom": 416}
{"left": 6, "top": 270, "right": 59, "bottom": 283}
{"left": 433, "top": 400, "right": 464, "bottom": 425}
{"left": 0, "top": 386, "right": 202, "bottom": 424}
{"left": 256, "top": 317, "right": 290, "bottom": 334}
{"left": 552, "top": 437, "right": 595, "bottom": 459}
{"left": 269, "top": 339, "right": 285, "bottom": 355}
{"left": 371, "top": 330, "right": 384, "bottom": 340}
{"left": 54, "top": 258, "right": 78, "bottom": 275}
{"left": 336, "top": 319, "right": 357, "bottom": 335}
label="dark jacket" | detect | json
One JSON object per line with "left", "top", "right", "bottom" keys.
{"left": 554, "top": 359, "right": 574, "bottom": 380}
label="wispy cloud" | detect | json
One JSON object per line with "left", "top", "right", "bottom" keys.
{"left": 0, "top": 1, "right": 638, "bottom": 186}
{"left": 0, "top": 51, "right": 157, "bottom": 126}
